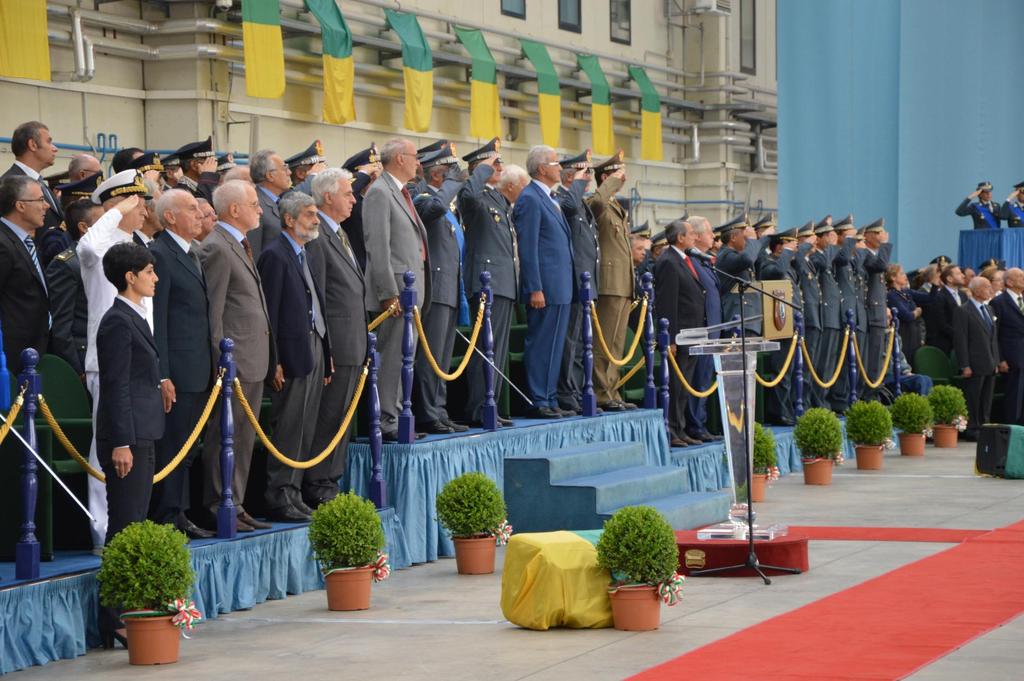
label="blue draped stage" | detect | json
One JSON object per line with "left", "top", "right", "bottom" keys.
{"left": 958, "top": 228, "right": 1024, "bottom": 272}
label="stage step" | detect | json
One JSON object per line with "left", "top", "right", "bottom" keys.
{"left": 506, "top": 441, "right": 731, "bottom": 533}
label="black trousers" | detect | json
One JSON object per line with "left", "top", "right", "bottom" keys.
{"left": 667, "top": 348, "right": 697, "bottom": 442}
{"left": 413, "top": 301, "right": 457, "bottom": 424}
{"left": 963, "top": 372, "right": 995, "bottom": 433}
{"left": 150, "top": 390, "right": 206, "bottom": 524}
{"left": 464, "top": 295, "right": 513, "bottom": 422}
{"left": 1003, "top": 367, "right": 1024, "bottom": 424}
{"left": 557, "top": 302, "right": 584, "bottom": 411}
{"left": 803, "top": 326, "right": 826, "bottom": 408}
{"left": 98, "top": 439, "right": 156, "bottom": 545}
{"left": 305, "top": 362, "right": 362, "bottom": 502}
{"left": 764, "top": 347, "right": 794, "bottom": 425}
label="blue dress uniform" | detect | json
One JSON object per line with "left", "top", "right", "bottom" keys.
{"left": 1001, "top": 182, "right": 1024, "bottom": 227}
{"left": 955, "top": 181, "right": 1002, "bottom": 229}
{"left": 758, "top": 229, "right": 801, "bottom": 425}
{"left": 715, "top": 213, "right": 765, "bottom": 335}
{"left": 860, "top": 219, "right": 894, "bottom": 399}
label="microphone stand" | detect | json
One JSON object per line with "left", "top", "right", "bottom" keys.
{"left": 688, "top": 248, "right": 803, "bottom": 584}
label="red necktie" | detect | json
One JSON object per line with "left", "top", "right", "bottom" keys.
{"left": 401, "top": 185, "right": 427, "bottom": 262}
{"left": 684, "top": 255, "right": 698, "bottom": 279}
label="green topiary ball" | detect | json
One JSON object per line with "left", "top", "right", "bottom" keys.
{"left": 436, "top": 472, "right": 507, "bottom": 538}
{"left": 97, "top": 520, "right": 194, "bottom": 611}
{"left": 890, "top": 393, "right": 933, "bottom": 433}
{"left": 308, "top": 492, "right": 386, "bottom": 570}
{"left": 793, "top": 407, "right": 844, "bottom": 459}
{"left": 928, "top": 385, "right": 968, "bottom": 425}
{"left": 596, "top": 506, "right": 679, "bottom": 585}
{"left": 753, "top": 422, "right": 777, "bottom": 473}
{"left": 845, "top": 400, "right": 893, "bottom": 446}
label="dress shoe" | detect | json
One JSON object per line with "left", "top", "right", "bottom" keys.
{"left": 292, "top": 498, "right": 315, "bottom": 516}
{"left": 554, "top": 407, "right": 578, "bottom": 417}
{"left": 178, "top": 519, "right": 215, "bottom": 540}
{"left": 620, "top": 401, "right": 638, "bottom": 410}
{"left": 598, "top": 401, "right": 627, "bottom": 412}
{"left": 421, "top": 421, "right": 455, "bottom": 434}
{"left": 238, "top": 511, "right": 272, "bottom": 530}
{"left": 382, "top": 430, "right": 399, "bottom": 442}
{"left": 688, "top": 431, "right": 720, "bottom": 443}
{"left": 525, "top": 406, "right": 562, "bottom": 419}
{"left": 680, "top": 434, "right": 703, "bottom": 446}
{"left": 670, "top": 438, "right": 690, "bottom": 448}
{"left": 266, "top": 505, "right": 312, "bottom": 523}
{"left": 235, "top": 517, "right": 255, "bottom": 532}
{"left": 305, "top": 494, "right": 336, "bottom": 510}
{"left": 442, "top": 419, "right": 469, "bottom": 433}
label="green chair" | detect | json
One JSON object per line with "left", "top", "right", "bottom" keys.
{"left": 913, "top": 345, "right": 955, "bottom": 386}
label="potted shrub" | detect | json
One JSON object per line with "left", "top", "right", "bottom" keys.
{"left": 308, "top": 492, "right": 390, "bottom": 611}
{"left": 890, "top": 393, "right": 933, "bottom": 456}
{"left": 845, "top": 400, "right": 894, "bottom": 470}
{"left": 928, "top": 385, "right": 968, "bottom": 448}
{"left": 595, "top": 505, "right": 685, "bottom": 632}
{"left": 96, "top": 520, "right": 199, "bottom": 665}
{"left": 751, "top": 422, "right": 779, "bottom": 502}
{"left": 436, "top": 472, "right": 511, "bottom": 575}
{"left": 793, "top": 408, "right": 844, "bottom": 485}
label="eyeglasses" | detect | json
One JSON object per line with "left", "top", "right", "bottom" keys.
{"left": 18, "top": 197, "right": 49, "bottom": 204}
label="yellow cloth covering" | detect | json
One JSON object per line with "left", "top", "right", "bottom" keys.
{"left": 500, "top": 531, "right": 613, "bottom": 630}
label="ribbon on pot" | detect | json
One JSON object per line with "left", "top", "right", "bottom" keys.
{"left": 373, "top": 552, "right": 391, "bottom": 583}
{"left": 490, "top": 519, "right": 513, "bottom": 546}
{"left": 169, "top": 598, "right": 203, "bottom": 634}
{"left": 658, "top": 572, "right": 685, "bottom": 607}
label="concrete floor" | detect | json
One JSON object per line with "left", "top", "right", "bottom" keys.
{"left": 16, "top": 442, "right": 1024, "bottom": 680}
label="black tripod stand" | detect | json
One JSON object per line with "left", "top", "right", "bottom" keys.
{"left": 688, "top": 254, "right": 803, "bottom": 585}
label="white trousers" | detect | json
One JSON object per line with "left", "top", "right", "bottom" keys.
{"left": 85, "top": 371, "right": 108, "bottom": 548}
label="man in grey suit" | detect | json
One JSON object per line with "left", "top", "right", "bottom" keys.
{"left": 860, "top": 219, "right": 893, "bottom": 399}
{"left": 197, "top": 180, "right": 275, "bottom": 532}
{"left": 307, "top": 169, "right": 365, "bottom": 506}
{"left": 955, "top": 277, "right": 1002, "bottom": 440}
{"left": 248, "top": 149, "right": 292, "bottom": 259}
{"left": 361, "top": 138, "right": 431, "bottom": 440}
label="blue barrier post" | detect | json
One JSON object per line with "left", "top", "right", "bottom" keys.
{"left": 658, "top": 318, "right": 671, "bottom": 434}
{"left": 890, "top": 309, "right": 901, "bottom": 397}
{"left": 793, "top": 311, "right": 805, "bottom": 418}
{"left": 399, "top": 272, "right": 417, "bottom": 444}
{"left": 16, "top": 349, "right": 40, "bottom": 580}
{"left": 367, "top": 333, "right": 387, "bottom": 508}
{"left": 480, "top": 272, "right": 498, "bottom": 431}
{"left": 847, "top": 309, "right": 859, "bottom": 405}
{"left": 217, "top": 338, "right": 237, "bottom": 540}
{"left": 642, "top": 272, "right": 657, "bottom": 409}
{"left": 580, "top": 272, "right": 597, "bottom": 417}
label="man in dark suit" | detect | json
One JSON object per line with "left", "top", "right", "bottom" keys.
{"left": 258, "top": 192, "right": 332, "bottom": 521}
{"left": 923, "top": 264, "right": 966, "bottom": 356}
{"left": 361, "top": 138, "right": 432, "bottom": 440}
{"left": 148, "top": 189, "right": 215, "bottom": 539}
{"left": 990, "top": 267, "right": 1024, "bottom": 423}
{"left": 197, "top": 180, "right": 275, "bottom": 532}
{"left": 514, "top": 145, "right": 577, "bottom": 418}
{"left": 955, "top": 277, "right": 1001, "bottom": 441}
{"left": 459, "top": 145, "right": 520, "bottom": 426}
{"left": 2, "top": 121, "right": 63, "bottom": 232}
{"left": 338, "top": 144, "right": 381, "bottom": 272}
{"left": 955, "top": 181, "right": 1002, "bottom": 229}
{"left": 860, "top": 219, "right": 894, "bottom": 399}
{"left": 248, "top": 149, "right": 292, "bottom": 259}
{"left": 686, "top": 216, "right": 723, "bottom": 439}
{"left": 654, "top": 220, "right": 706, "bottom": 447}
{"left": 307, "top": 169, "right": 365, "bottom": 506}
{"left": 0, "top": 176, "right": 51, "bottom": 373}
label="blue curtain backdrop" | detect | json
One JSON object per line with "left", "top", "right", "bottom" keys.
{"left": 778, "top": 0, "right": 1024, "bottom": 270}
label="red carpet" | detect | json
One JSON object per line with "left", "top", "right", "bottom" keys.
{"left": 632, "top": 522, "right": 1024, "bottom": 681}
{"left": 788, "top": 525, "right": 988, "bottom": 543}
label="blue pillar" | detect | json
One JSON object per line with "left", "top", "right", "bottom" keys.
{"left": 16, "top": 349, "right": 40, "bottom": 580}
{"left": 367, "top": 332, "right": 387, "bottom": 508}
{"left": 658, "top": 318, "right": 671, "bottom": 435}
{"left": 580, "top": 271, "right": 597, "bottom": 417}
{"left": 642, "top": 272, "right": 656, "bottom": 409}
{"left": 217, "top": 338, "right": 237, "bottom": 540}
{"left": 480, "top": 272, "right": 498, "bottom": 431}
{"left": 847, "top": 309, "right": 859, "bottom": 405}
{"left": 793, "top": 312, "right": 805, "bottom": 418}
{"left": 399, "top": 271, "right": 417, "bottom": 444}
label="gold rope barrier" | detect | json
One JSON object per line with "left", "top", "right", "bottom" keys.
{"left": 0, "top": 386, "right": 26, "bottom": 447}
{"left": 234, "top": 361, "right": 369, "bottom": 470}
{"left": 38, "top": 371, "right": 225, "bottom": 484}
{"left": 851, "top": 326, "right": 897, "bottom": 390}
{"left": 590, "top": 297, "right": 648, "bottom": 367}
{"left": 367, "top": 303, "right": 397, "bottom": 333}
{"left": 800, "top": 329, "right": 851, "bottom": 389}
{"left": 666, "top": 350, "right": 719, "bottom": 398}
{"left": 613, "top": 357, "right": 646, "bottom": 391}
{"left": 413, "top": 294, "right": 486, "bottom": 381}
{"left": 754, "top": 334, "right": 800, "bottom": 388}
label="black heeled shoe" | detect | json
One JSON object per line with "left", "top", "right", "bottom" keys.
{"left": 101, "top": 629, "right": 128, "bottom": 650}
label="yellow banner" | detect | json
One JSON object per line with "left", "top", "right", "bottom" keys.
{"left": 0, "top": 0, "right": 50, "bottom": 81}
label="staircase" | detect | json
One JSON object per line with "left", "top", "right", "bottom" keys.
{"left": 505, "top": 441, "right": 732, "bottom": 533}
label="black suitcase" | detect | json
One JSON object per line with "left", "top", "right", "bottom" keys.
{"left": 975, "top": 424, "right": 1024, "bottom": 478}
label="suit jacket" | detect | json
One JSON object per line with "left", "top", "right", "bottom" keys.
{"left": 990, "top": 292, "right": 1024, "bottom": 368}
{"left": 954, "top": 301, "right": 999, "bottom": 374}
{"left": 340, "top": 171, "right": 373, "bottom": 272}
{"left": 924, "top": 286, "right": 963, "bottom": 355}
{"left": 862, "top": 243, "right": 893, "bottom": 328}
{"left": 362, "top": 172, "right": 431, "bottom": 313}
{"left": 693, "top": 256, "right": 722, "bottom": 333}
{"left": 955, "top": 198, "right": 1002, "bottom": 229}
{"left": 45, "top": 248, "right": 88, "bottom": 375}
{"left": 2, "top": 164, "right": 63, "bottom": 231}
{"left": 247, "top": 186, "right": 283, "bottom": 261}
{"left": 95, "top": 298, "right": 165, "bottom": 444}
{"left": 414, "top": 174, "right": 465, "bottom": 308}
{"left": 512, "top": 181, "right": 575, "bottom": 304}
{"left": 459, "top": 164, "right": 518, "bottom": 299}
{"left": 258, "top": 233, "right": 331, "bottom": 379}
{"left": 558, "top": 180, "right": 600, "bottom": 295}
{"left": 586, "top": 175, "right": 632, "bottom": 297}
{"left": 0, "top": 220, "right": 50, "bottom": 373}
{"left": 309, "top": 216, "right": 368, "bottom": 366}
{"left": 197, "top": 224, "right": 274, "bottom": 383}
{"left": 654, "top": 248, "right": 706, "bottom": 340}
{"left": 150, "top": 234, "right": 213, "bottom": 393}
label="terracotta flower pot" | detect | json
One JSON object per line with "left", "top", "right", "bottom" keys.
{"left": 325, "top": 565, "right": 374, "bottom": 611}
{"left": 453, "top": 535, "right": 496, "bottom": 575}
{"left": 801, "top": 458, "right": 834, "bottom": 485}
{"left": 899, "top": 432, "right": 926, "bottom": 456}
{"left": 125, "top": 615, "right": 180, "bottom": 666}
{"left": 750, "top": 474, "right": 767, "bottom": 502}
{"left": 932, "top": 425, "right": 958, "bottom": 448}
{"left": 855, "top": 444, "right": 884, "bottom": 470}
{"left": 609, "top": 585, "right": 661, "bottom": 631}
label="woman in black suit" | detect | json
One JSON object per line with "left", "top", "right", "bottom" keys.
{"left": 886, "top": 264, "right": 930, "bottom": 357}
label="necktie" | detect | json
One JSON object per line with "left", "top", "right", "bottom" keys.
{"left": 683, "top": 254, "right": 698, "bottom": 279}
{"left": 24, "top": 235, "right": 45, "bottom": 289}
{"left": 981, "top": 303, "right": 992, "bottom": 329}
{"left": 38, "top": 179, "right": 58, "bottom": 214}
{"left": 241, "top": 237, "right": 254, "bottom": 264}
{"left": 400, "top": 185, "right": 427, "bottom": 261}
{"left": 298, "top": 250, "right": 326, "bottom": 337}
{"left": 1018, "top": 295, "right": 1024, "bottom": 313}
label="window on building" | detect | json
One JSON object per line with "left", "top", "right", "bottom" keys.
{"left": 501, "top": 0, "right": 525, "bottom": 19}
{"left": 559, "top": 0, "right": 581, "bottom": 33}
{"left": 740, "top": 0, "right": 756, "bottom": 75}
{"left": 610, "top": 0, "right": 631, "bottom": 45}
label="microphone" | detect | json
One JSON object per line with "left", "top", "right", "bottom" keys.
{"left": 685, "top": 248, "right": 714, "bottom": 263}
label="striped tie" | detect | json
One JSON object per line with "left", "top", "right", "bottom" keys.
{"left": 24, "top": 235, "right": 44, "bottom": 287}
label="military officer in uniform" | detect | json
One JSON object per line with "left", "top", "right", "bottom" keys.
{"left": 1002, "top": 182, "right": 1024, "bottom": 227}
{"left": 459, "top": 139, "right": 516, "bottom": 427}
{"left": 860, "top": 218, "right": 894, "bottom": 398}
{"left": 716, "top": 213, "right": 770, "bottom": 335}
{"left": 811, "top": 217, "right": 845, "bottom": 411}
{"left": 793, "top": 221, "right": 825, "bottom": 407}
{"left": 339, "top": 144, "right": 381, "bottom": 272}
{"left": 126, "top": 152, "right": 164, "bottom": 186}
{"left": 555, "top": 149, "right": 600, "bottom": 414}
{"left": 956, "top": 181, "right": 1002, "bottom": 229}
{"left": 171, "top": 137, "right": 219, "bottom": 203}
{"left": 650, "top": 229, "right": 668, "bottom": 261}
{"left": 752, "top": 213, "right": 776, "bottom": 276}
{"left": 830, "top": 214, "right": 862, "bottom": 406}
{"left": 758, "top": 228, "right": 800, "bottom": 425}
{"left": 587, "top": 151, "right": 637, "bottom": 411}
{"left": 42, "top": 172, "right": 103, "bottom": 266}
{"left": 286, "top": 140, "right": 328, "bottom": 188}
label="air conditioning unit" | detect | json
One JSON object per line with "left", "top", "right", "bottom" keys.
{"left": 692, "top": 0, "right": 732, "bottom": 16}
